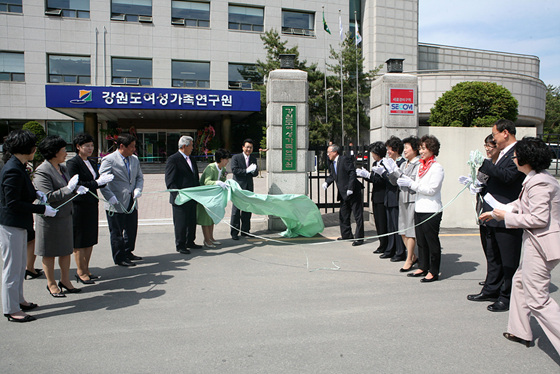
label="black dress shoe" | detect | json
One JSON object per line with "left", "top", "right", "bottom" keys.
{"left": 187, "top": 243, "right": 202, "bottom": 249}
{"left": 75, "top": 274, "right": 95, "bottom": 284}
{"left": 241, "top": 233, "right": 250, "bottom": 237}
{"left": 407, "top": 270, "right": 428, "bottom": 278}
{"left": 503, "top": 332, "right": 531, "bottom": 347}
{"left": 352, "top": 240, "right": 364, "bottom": 246}
{"left": 20, "top": 302, "right": 38, "bottom": 311}
{"left": 58, "top": 281, "right": 82, "bottom": 293}
{"left": 5, "top": 313, "right": 36, "bottom": 323}
{"left": 89, "top": 274, "right": 100, "bottom": 280}
{"left": 488, "top": 301, "right": 509, "bottom": 312}
{"left": 231, "top": 236, "right": 239, "bottom": 241}
{"left": 467, "top": 292, "right": 498, "bottom": 302}
{"left": 420, "top": 275, "right": 439, "bottom": 283}
{"left": 177, "top": 248, "right": 191, "bottom": 254}
{"left": 479, "top": 281, "right": 486, "bottom": 286}
{"left": 373, "top": 248, "right": 384, "bottom": 254}
{"left": 390, "top": 256, "right": 405, "bottom": 262}
{"left": 379, "top": 253, "right": 393, "bottom": 259}
{"left": 116, "top": 260, "right": 136, "bottom": 267}
{"left": 399, "top": 265, "right": 414, "bottom": 273}
{"left": 24, "top": 269, "right": 43, "bottom": 280}
{"left": 128, "top": 254, "right": 143, "bottom": 261}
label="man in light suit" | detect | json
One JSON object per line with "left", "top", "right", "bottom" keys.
{"left": 323, "top": 144, "right": 365, "bottom": 246}
{"left": 230, "top": 138, "right": 258, "bottom": 240}
{"left": 99, "top": 134, "right": 144, "bottom": 267}
{"left": 480, "top": 137, "right": 560, "bottom": 353}
{"left": 165, "top": 136, "right": 201, "bottom": 254}
{"left": 467, "top": 119, "right": 524, "bottom": 311}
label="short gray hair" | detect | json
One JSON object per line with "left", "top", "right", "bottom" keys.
{"left": 178, "top": 136, "right": 193, "bottom": 148}
{"left": 329, "top": 144, "right": 340, "bottom": 154}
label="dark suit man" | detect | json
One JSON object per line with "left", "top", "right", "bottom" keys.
{"left": 467, "top": 119, "right": 524, "bottom": 312}
{"left": 165, "top": 135, "right": 201, "bottom": 254}
{"left": 99, "top": 134, "right": 144, "bottom": 267}
{"left": 323, "top": 144, "right": 364, "bottom": 246}
{"left": 230, "top": 139, "right": 258, "bottom": 240}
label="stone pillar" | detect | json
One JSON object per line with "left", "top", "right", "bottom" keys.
{"left": 266, "top": 69, "right": 312, "bottom": 231}
{"left": 369, "top": 73, "right": 419, "bottom": 142}
{"left": 222, "top": 115, "right": 231, "bottom": 150}
{"left": 83, "top": 112, "right": 99, "bottom": 156}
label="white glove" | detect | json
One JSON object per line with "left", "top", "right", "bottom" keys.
{"left": 458, "top": 175, "right": 472, "bottom": 186}
{"left": 397, "top": 175, "right": 413, "bottom": 188}
{"left": 346, "top": 189, "right": 353, "bottom": 196}
{"left": 67, "top": 174, "right": 79, "bottom": 191}
{"left": 383, "top": 157, "right": 398, "bottom": 173}
{"left": 43, "top": 205, "right": 57, "bottom": 217}
{"left": 469, "top": 184, "right": 482, "bottom": 195}
{"left": 108, "top": 196, "right": 118, "bottom": 205}
{"left": 216, "top": 181, "right": 228, "bottom": 190}
{"left": 133, "top": 188, "right": 142, "bottom": 199}
{"left": 356, "top": 167, "right": 371, "bottom": 179}
{"left": 96, "top": 172, "right": 114, "bottom": 186}
{"left": 76, "top": 186, "right": 89, "bottom": 195}
{"left": 246, "top": 164, "right": 257, "bottom": 173}
{"left": 322, "top": 182, "right": 328, "bottom": 190}
{"left": 36, "top": 190, "right": 47, "bottom": 204}
{"left": 371, "top": 165, "right": 385, "bottom": 175}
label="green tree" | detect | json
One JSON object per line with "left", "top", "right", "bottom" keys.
{"left": 326, "top": 32, "right": 381, "bottom": 145}
{"left": 543, "top": 85, "right": 560, "bottom": 134}
{"left": 21, "top": 121, "right": 46, "bottom": 168}
{"left": 428, "top": 81, "right": 518, "bottom": 127}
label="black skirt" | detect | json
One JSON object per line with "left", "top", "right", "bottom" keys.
{"left": 72, "top": 202, "right": 99, "bottom": 248}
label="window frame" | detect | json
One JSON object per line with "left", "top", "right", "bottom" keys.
{"left": 0, "top": 51, "right": 25, "bottom": 82}
{"left": 0, "top": 0, "right": 22, "bottom": 13}
{"left": 281, "top": 9, "right": 315, "bottom": 37}
{"left": 111, "top": 57, "right": 153, "bottom": 87}
{"left": 228, "top": 62, "right": 262, "bottom": 90}
{"left": 171, "top": 0, "right": 210, "bottom": 28}
{"left": 45, "top": 0, "right": 90, "bottom": 18}
{"left": 111, "top": 0, "right": 152, "bottom": 23}
{"left": 46, "top": 121, "right": 84, "bottom": 151}
{"left": 172, "top": 60, "right": 210, "bottom": 88}
{"left": 48, "top": 54, "right": 91, "bottom": 84}
{"left": 228, "top": 4, "right": 264, "bottom": 32}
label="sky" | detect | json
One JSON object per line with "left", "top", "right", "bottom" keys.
{"left": 418, "top": 0, "right": 560, "bottom": 87}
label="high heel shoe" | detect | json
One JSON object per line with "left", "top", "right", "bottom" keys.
{"left": 75, "top": 274, "right": 95, "bottom": 284}
{"left": 5, "top": 313, "right": 36, "bottom": 322}
{"left": 46, "top": 285, "right": 66, "bottom": 298}
{"left": 20, "top": 302, "right": 38, "bottom": 311}
{"left": 211, "top": 240, "right": 222, "bottom": 245}
{"left": 503, "top": 332, "right": 531, "bottom": 347}
{"left": 58, "top": 281, "right": 82, "bottom": 294}
{"left": 25, "top": 269, "right": 43, "bottom": 280}
{"left": 204, "top": 241, "right": 216, "bottom": 248}
{"left": 88, "top": 274, "right": 100, "bottom": 280}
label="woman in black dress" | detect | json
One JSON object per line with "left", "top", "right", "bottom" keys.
{"left": 67, "top": 133, "right": 113, "bottom": 284}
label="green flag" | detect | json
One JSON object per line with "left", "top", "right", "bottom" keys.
{"left": 323, "top": 11, "right": 331, "bottom": 34}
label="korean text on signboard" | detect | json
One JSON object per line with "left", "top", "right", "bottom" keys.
{"left": 45, "top": 85, "right": 261, "bottom": 112}
{"left": 282, "top": 106, "right": 296, "bottom": 171}
{"left": 389, "top": 88, "right": 415, "bottom": 115}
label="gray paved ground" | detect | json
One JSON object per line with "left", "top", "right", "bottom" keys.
{"left": 2, "top": 173, "right": 559, "bottom": 372}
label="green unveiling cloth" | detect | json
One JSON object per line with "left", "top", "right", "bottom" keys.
{"left": 173, "top": 180, "right": 324, "bottom": 238}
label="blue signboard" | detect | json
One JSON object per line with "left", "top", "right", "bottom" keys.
{"left": 45, "top": 85, "right": 261, "bottom": 112}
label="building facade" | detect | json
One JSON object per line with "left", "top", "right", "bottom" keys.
{"left": 0, "top": 0, "right": 546, "bottom": 161}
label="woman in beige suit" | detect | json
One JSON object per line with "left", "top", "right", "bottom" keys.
{"left": 480, "top": 137, "right": 560, "bottom": 353}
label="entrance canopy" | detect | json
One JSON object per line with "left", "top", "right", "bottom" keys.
{"left": 45, "top": 85, "right": 261, "bottom": 121}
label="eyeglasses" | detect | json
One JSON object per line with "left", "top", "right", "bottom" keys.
{"left": 484, "top": 145, "right": 496, "bottom": 150}
{"left": 511, "top": 155, "right": 517, "bottom": 159}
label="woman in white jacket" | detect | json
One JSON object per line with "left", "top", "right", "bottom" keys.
{"left": 398, "top": 135, "right": 444, "bottom": 282}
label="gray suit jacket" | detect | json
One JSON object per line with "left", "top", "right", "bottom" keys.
{"left": 99, "top": 150, "right": 144, "bottom": 213}
{"left": 33, "top": 160, "right": 74, "bottom": 218}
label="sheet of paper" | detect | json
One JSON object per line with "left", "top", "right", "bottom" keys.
{"left": 484, "top": 193, "right": 513, "bottom": 212}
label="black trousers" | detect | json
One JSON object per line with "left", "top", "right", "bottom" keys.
{"left": 339, "top": 191, "right": 364, "bottom": 240}
{"left": 415, "top": 212, "right": 442, "bottom": 276}
{"left": 372, "top": 202, "right": 388, "bottom": 252}
{"left": 384, "top": 206, "right": 405, "bottom": 257}
{"left": 230, "top": 204, "right": 252, "bottom": 237}
{"left": 172, "top": 201, "right": 197, "bottom": 250}
{"left": 481, "top": 225, "right": 523, "bottom": 304}
{"left": 106, "top": 208, "right": 138, "bottom": 264}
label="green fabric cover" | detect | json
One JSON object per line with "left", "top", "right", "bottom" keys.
{"left": 174, "top": 180, "right": 324, "bottom": 238}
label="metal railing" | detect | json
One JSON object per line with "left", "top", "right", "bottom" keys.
{"left": 540, "top": 133, "right": 560, "bottom": 176}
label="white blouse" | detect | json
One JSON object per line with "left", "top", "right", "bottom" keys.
{"left": 409, "top": 162, "right": 444, "bottom": 213}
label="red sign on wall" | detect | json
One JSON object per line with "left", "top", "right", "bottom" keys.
{"left": 389, "top": 88, "right": 415, "bottom": 115}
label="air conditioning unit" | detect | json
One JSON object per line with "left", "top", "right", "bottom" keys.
{"left": 125, "top": 78, "right": 140, "bottom": 85}
{"left": 171, "top": 18, "right": 185, "bottom": 26}
{"left": 45, "top": 8, "right": 62, "bottom": 16}
{"left": 111, "top": 13, "right": 126, "bottom": 21}
{"left": 138, "top": 16, "right": 153, "bottom": 23}
{"left": 228, "top": 82, "right": 242, "bottom": 89}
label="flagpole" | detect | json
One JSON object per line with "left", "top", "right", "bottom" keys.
{"left": 323, "top": 6, "right": 328, "bottom": 125}
{"left": 339, "top": 9, "right": 344, "bottom": 146}
{"left": 355, "top": 11, "right": 359, "bottom": 147}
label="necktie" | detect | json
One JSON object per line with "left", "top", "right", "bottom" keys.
{"left": 334, "top": 160, "right": 337, "bottom": 175}
{"left": 124, "top": 157, "right": 130, "bottom": 178}
{"left": 246, "top": 156, "right": 249, "bottom": 167}
{"left": 186, "top": 156, "right": 193, "bottom": 171}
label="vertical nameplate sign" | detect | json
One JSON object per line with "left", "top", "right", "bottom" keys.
{"left": 282, "top": 106, "right": 296, "bottom": 171}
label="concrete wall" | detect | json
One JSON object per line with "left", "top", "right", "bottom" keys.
{"left": 417, "top": 126, "right": 536, "bottom": 229}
